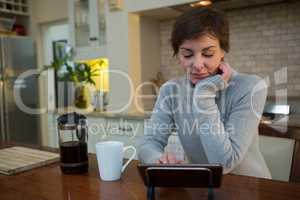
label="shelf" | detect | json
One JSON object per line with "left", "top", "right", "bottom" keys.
{"left": 0, "top": 0, "right": 27, "bottom": 3}
{"left": 0, "top": 0, "right": 30, "bottom": 36}
{"left": 0, "top": 1, "right": 28, "bottom": 7}
{"left": 0, "top": 0, "right": 29, "bottom": 16}
{"left": 0, "top": 0, "right": 28, "bottom": 7}
{"left": 0, "top": 9, "right": 29, "bottom": 16}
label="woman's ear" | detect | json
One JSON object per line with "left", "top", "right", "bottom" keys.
{"left": 221, "top": 49, "right": 226, "bottom": 61}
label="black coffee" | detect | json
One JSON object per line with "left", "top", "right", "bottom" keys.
{"left": 60, "top": 141, "right": 88, "bottom": 174}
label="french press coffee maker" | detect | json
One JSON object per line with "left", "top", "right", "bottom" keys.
{"left": 57, "top": 112, "right": 88, "bottom": 174}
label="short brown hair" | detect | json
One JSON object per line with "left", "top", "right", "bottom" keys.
{"left": 170, "top": 7, "right": 229, "bottom": 56}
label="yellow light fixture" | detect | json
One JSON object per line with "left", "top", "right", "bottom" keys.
{"left": 190, "top": 0, "right": 212, "bottom": 7}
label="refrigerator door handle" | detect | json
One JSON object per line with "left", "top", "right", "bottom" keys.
{"left": 0, "top": 37, "right": 5, "bottom": 141}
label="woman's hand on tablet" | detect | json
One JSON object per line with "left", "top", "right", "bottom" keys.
{"left": 156, "top": 153, "right": 183, "bottom": 164}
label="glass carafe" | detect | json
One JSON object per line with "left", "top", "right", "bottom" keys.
{"left": 57, "top": 112, "right": 88, "bottom": 174}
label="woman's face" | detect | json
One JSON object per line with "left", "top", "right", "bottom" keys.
{"left": 177, "top": 34, "right": 225, "bottom": 84}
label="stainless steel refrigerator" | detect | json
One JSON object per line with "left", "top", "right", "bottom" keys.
{"left": 0, "top": 36, "right": 40, "bottom": 145}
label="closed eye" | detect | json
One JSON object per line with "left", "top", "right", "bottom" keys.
{"left": 183, "top": 54, "right": 193, "bottom": 58}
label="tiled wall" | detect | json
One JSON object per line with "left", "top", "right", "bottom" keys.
{"left": 160, "top": 1, "right": 300, "bottom": 97}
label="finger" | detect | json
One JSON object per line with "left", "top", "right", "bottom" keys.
{"left": 167, "top": 153, "right": 177, "bottom": 164}
{"left": 218, "top": 62, "right": 227, "bottom": 73}
{"left": 221, "top": 63, "right": 230, "bottom": 75}
{"left": 176, "top": 160, "right": 184, "bottom": 164}
{"left": 159, "top": 154, "right": 168, "bottom": 164}
{"left": 219, "top": 62, "right": 227, "bottom": 71}
{"left": 223, "top": 63, "right": 232, "bottom": 75}
{"left": 224, "top": 62, "right": 231, "bottom": 71}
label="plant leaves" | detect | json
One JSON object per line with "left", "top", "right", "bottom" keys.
{"left": 37, "top": 47, "right": 100, "bottom": 86}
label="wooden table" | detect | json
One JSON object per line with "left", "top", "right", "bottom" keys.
{"left": 1, "top": 154, "right": 300, "bottom": 200}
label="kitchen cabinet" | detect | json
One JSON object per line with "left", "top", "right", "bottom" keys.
{"left": 0, "top": 0, "right": 30, "bottom": 36}
{"left": 259, "top": 135, "right": 295, "bottom": 182}
{"left": 259, "top": 122, "right": 300, "bottom": 183}
{"left": 68, "top": 0, "right": 106, "bottom": 60}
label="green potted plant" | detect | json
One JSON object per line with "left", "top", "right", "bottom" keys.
{"left": 40, "top": 45, "right": 104, "bottom": 109}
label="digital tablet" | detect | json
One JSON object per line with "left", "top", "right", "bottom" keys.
{"left": 137, "top": 163, "right": 223, "bottom": 188}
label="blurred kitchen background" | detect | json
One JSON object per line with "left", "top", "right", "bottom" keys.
{"left": 0, "top": 0, "right": 300, "bottom": 183}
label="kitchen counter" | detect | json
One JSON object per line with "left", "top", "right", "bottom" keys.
{"left": 259, "top": 123, "right": 300, "bottom": 140}
{"left": 286, "top": 114, "right": 300, "bottom": 128}
{"left": 49, "top": 107, "right": 151, "bottom": 120}
{"left": 86, "top": 110, "right": 151, "bottom": 120}
{"left": 259, "top": 114, "right": 300, "bottom": 140}
{"left": 260, "top": 114, "right": 300, "bottom": 128}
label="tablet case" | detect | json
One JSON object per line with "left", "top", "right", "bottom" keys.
{"left": 137, "top": 163, "right": 223, "bottom": 200}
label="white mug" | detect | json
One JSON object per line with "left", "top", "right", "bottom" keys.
{"left": 95, "top": 141, "right": 136, "bottom": 181}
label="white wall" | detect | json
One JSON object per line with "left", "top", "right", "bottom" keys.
{"left": 32, "top": 0, "right": 68, "bottom": 23}
{"left": 128, "top": 14, "right": 142, "bottom": 112}
{"left": 105, "top": 0, "right": 194, "bottom": 113}
{"left": 140, "top": 16, "right": 161, "bottom": 112}
{"left": 125, "top": 0, "right": 195, "bottom": 12}
{"left": 104, "top": 7, "right": 132, "bottom": 113}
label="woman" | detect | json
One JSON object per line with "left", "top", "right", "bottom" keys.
{"left": 137, "top": 7, "right": 271, "bottom": 179}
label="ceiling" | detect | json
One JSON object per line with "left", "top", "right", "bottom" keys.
{"left": 139, "top": 7, "right": 182, "bottom": 21}
{"left": 171, "top": 0, "right": 288, "bottom": 12}
{"left": 139, "top": 0, "right": 293, "bottom": 20}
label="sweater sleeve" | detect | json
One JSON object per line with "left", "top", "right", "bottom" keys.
{"left": 192, "top": 74, "right": 267, "bottom": 173}
{"left": 137, "top": 83, "right": 174, "bottom": 163}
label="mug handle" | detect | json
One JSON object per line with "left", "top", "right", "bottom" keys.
{"left": 121, "top": 145, "right": 136, "bottom": 173}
